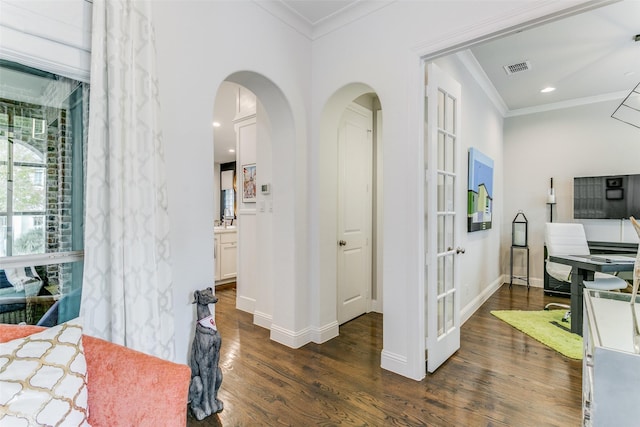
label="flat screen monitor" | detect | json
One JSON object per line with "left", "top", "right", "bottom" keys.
{"left": 574, "top": 174, "right": 640, "bottom": 219}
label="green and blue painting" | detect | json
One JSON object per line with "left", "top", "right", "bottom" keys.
{"left": 468, "top": 148, "right": 493, "bottom": 232}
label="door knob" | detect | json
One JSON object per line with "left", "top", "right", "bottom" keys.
{"left": 456, "top": 247, "right": 466, "bottom": 254}
{"left": 339, "top": 240, "right": 347, "bottom": 246}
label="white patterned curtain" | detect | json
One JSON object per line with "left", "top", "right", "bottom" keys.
{"left": 81, "top": 0, "right": 175, "bottom": 360}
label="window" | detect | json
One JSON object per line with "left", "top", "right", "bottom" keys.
{"left": 0, "top": 115, "right": 47, "bottom": 256}
{"left": 219, "top": 163, "right": 236, "bottom": 221}
{"left": 0, "top": 60, "right": 88, "bottom": 326}
{"left": 223, "top": 189, "right": 235, "bottom": 219}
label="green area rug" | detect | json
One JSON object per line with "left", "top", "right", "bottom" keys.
{"left": 490, "top": 309, "right": 583, "bottom": 360}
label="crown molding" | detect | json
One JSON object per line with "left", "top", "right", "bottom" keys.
{"left": 254, "top": 0, "right": 395, "bottom": 41}
{"left": 456, "top": 50, "right": 508, "bottom": 117}
{"left": 311, "top": 1, "right": 395, "bottom": 40}
{"left": 506, "top": 90, "right": 629, "bottom": 117}
{"left": 254, "top": 0, "right": 314, "bottom": 39}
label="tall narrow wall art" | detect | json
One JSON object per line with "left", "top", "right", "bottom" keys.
{"left": 467, "top": 148, "right": 494, "bottom": 232}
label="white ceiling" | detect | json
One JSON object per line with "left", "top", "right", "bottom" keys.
{"left": 470, "top": 0, "right": 640, "bottom": 114}
{"left": 214, "top": 0, "right": 640, "bottom": 163}
{"left": 280, "top": 0, "right": 360, "bottom": 25}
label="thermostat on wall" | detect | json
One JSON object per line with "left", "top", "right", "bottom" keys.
{"left": 261, "top": 183, "right": 271, "bottom": 194}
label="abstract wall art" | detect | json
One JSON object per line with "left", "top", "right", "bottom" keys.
{"left": 467, "top": 148, "right": 494, "bottom": 232}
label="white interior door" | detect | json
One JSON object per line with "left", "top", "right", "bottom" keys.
{"left": 425, "top": 62, "right": 463, "bottom": 373}
{"left": 337, "top": 103, "right": 373, "bottom": 325}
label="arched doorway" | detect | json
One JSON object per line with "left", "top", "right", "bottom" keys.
{"left": 316, "top": 84, "right": 384, "bottom": 337}
{"left": 212, "top": 71, "right": 307, "bottom": 348}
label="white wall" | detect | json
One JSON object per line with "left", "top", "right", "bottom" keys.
{"left": 153, "top": 0, "right": 311, "bottom": 363}
{"left": 235, "top": 115, "right": 258, "bottom": 313}
{"left": 215, "top": 86, "right": 274, "bottom": 327}
{"left": 3, "top": 0, "right": 605, "bottom": 380}
{"left": 213, "top": 162, "right": 221, "bottom": 222}
{"left": 309, "top": 0, "right": 591, "bottom": 380}
{"left": 254, "top": 100, "right": 274, "bottom": 327}
{"left": 503, "top": 99, "right": 640, "bottom": 285}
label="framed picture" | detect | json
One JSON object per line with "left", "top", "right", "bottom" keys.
{"left": 467, "top": 148, "right": 494, "bottom": 232}
{"left": 242, "top": 163, "right": 257, "bottom": 203}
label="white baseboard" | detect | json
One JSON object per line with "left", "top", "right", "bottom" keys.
{"left": 310, "top": 321, "right": 339, "bottom": 344}
{"left": 461, "top": 275, "right": 503, "bottom": 325}
{"left": 236, "top": 295, "right": 256, "bottom": 314}
{"left": 215, "top": 278, "right": 236, "bottom": 286}
{"left": 507, "top": 275, "right": 543, "bottom": 288}
{"left": 381, "top": 349, "right": 419, "bottom": 379}
{"left": 253, "top": 310, "right": 272, "bottom": 330}
{"left": 370, "top": 299, "right": 382, "bottom": 313}
{"left": 268, "top": 320, "right": 338, "bottom": 348}
{"left": 530, "top": 277, "right": 543, "bottom": 288}
{"left": 460, "top": 275, "right": 544, "bottom": 325}
{"left": 270, "top": 324, "right": 311, "bottom": 349}
{"left": 509, "top": 278, "right": 543, "bottom": 288}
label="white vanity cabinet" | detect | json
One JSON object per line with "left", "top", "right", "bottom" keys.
{"left": 582, "top": 289, "right": 640, "bottom": 426}
{"left": 214, "top": 228, "right": 237, "bottom": 283}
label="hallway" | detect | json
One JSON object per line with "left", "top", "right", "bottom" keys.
{"left": 188, "top": 284, "right": 581, "bottom": 426}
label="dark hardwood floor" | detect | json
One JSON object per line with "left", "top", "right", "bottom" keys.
{"left": 187, "top": 284, "right": 581, "bottom": 426}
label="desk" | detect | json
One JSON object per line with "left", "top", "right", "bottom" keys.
{"left": 582, "top": 290, "right": 640, "bottom": 425}
{"left": 548, "top": 254, "right": 634, "bottom": 335}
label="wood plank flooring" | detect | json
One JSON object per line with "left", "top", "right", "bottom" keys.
{"left": 187, "top": 284, "right": 581, "bottom": 426}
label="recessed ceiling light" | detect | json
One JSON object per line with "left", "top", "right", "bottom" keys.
{"left": 213, "top": 121, "right": 221, "bottom": 127}
{"left": 228, "top": 149, "right": 235, "bottom": 153}
{"left": 540, "top": 87, "right": 556, "bottom": 93}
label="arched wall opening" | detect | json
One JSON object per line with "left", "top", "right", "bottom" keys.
{"left": 316, "top": 82, "right": 384, "bottom": 342}
{"left": 214, "top": 70, "right": 305, "bottom": 347}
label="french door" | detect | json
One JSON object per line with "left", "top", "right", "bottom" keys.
{"left": 424, "top": 62, "right": 463, "bottom": 373}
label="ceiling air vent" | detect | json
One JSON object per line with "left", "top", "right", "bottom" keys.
{"left": 503, "top": 60, "right": 531, "bottom": 75}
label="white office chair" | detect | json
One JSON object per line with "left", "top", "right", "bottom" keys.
{"left": 629, "top": 217, "right": 640, "bottom": 353}
{"left": 544, "top": 223, "right": 628, "bottom": 320}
